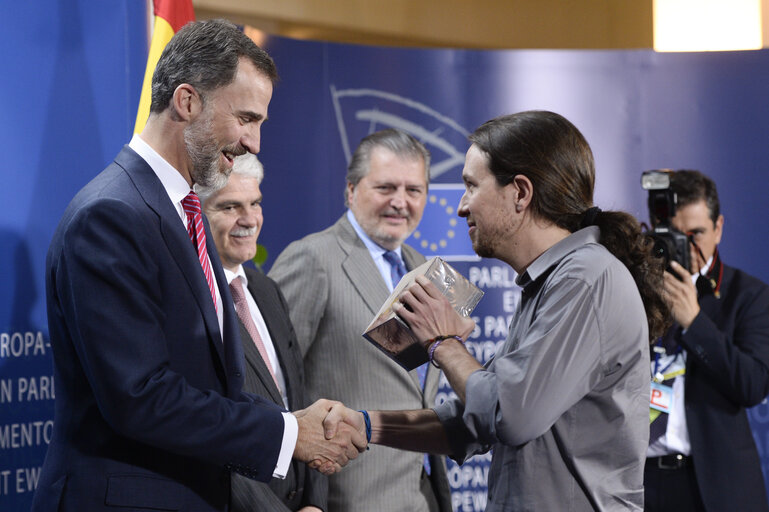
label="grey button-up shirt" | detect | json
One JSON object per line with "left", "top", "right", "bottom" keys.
{"left": 435, "top": 226, "right": 650, "bottom": 511}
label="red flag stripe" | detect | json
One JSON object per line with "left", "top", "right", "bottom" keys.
{"left": 154, "top": 0, "right": 195, "bottom": 33}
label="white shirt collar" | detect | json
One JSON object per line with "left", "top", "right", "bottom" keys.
{"left": 223, "top": 265, "right": 247, "bottom": 287}
{"left": 692, "top": 255, "right": 714, "bottom": 285}
{"left": 129, "top": 134, "right": 191, "bottom": 210}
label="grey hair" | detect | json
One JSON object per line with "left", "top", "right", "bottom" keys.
{"left": 196, "top": 153, "right": 264, "bottom": 204}
{"left": 344, "top": 129, "right": 430, "bottom": 206}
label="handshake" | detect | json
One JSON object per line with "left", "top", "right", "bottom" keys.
{"left": 292, "top": 399, "right": 368, "bottom": 475}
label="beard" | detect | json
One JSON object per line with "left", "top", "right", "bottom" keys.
{"left": 184, "top": 110, "right": 243, "bottom": 189}
{"left": 360, "top": 208, "right": 413, "bottom": 249}
{"left": 369, "top": 228, "right": 405, "bottom": 249}
{"left": 469, "top": 217, "right": 512, "bottom": 259}
{"left": 471, "top": 231, "right": 496, "bottom": 259}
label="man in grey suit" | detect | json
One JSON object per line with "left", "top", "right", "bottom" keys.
{"left": 199, "top": 154, "right": 327, "bottom": 512}
{"left": 269, "top": 129, "right": 452, "bottom": 512}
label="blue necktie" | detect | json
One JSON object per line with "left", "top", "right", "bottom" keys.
{"left": 383, "top": 250, "right": 407, "bottom": 290}
{"left": 383, "top": 251, "right": 431, "bottom": 475}
{"left": 383, "top": 251, "right": 426, "bottom": 388}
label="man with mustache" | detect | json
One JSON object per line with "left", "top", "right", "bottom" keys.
{"left": 33, "top": 19, "right": 364, "bottom": 512}
{"left": 198, "top": 153, "right": 327, "bottom": 512}
{"left": 269, "top": 129, "right": 452, "bottom": 512}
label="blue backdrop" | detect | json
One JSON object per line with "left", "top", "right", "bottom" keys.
{"left": 0, "top": 1, "right": 148, "bottom": 509}
{"left": 2, "top": 3, "right": 769, "bottom": 510}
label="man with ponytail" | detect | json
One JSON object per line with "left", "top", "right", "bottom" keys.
{"left": 325, "top": 110, "right": 668, "bottom": 511}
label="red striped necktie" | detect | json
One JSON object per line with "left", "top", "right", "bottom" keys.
{"left": 182, "top": 191, "right": 218, "bottom": 313}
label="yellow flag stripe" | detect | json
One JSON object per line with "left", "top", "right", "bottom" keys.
{"left": 134, "top": 17, "right": 175, "bottom": 134}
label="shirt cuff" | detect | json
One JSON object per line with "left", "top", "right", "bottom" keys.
{"left": 273, "top": 412, "right": 298, "bottom": 479}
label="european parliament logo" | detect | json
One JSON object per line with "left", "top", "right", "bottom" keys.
{"left": 410, "top": 185, "right": 476, "bottom": 261}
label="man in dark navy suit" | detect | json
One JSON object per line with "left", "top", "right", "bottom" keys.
{"left": 644, "top": 170, "right": 769, "bottom": 511}
{"left": 33, "top": 19, "right": 363, "bottom": 512}
{"left": 199, "top": 153, "right": 327, "bottom": 512}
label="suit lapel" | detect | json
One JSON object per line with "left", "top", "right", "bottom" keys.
{"left": 401, "top": 245, "right": 423, "bottom": 274}
{"left": 697, "top": 254, "right": 730, "bottom": 321}
{"left": 210, "top": 231, "right": 244, "bottom": 397}
{"left": 336, "top": 217, "right": 431, "bottom": 395}
{"left": 335, "top": 217, "right": 390, "bottom": 317}
{"left": 237, "top": 317, "right": 284, "bottom": 405}
{"left": 698, "top": 267, "right": 729, "bottom": 323}
{"left": 115, "top": 148, "right": 228, "bottom": 380}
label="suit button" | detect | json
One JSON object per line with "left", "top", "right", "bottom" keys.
{"left": 287, "top": 490, "right": 296, "bottom": 500}
{"left": 234, "top": 372, "right": 241, "bottom": 378}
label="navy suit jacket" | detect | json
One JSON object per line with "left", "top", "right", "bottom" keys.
{"left": 680, "top": 261, "right": 769, "bottom": 511}
{"left": 230, "top": 267, "right": 326, "bottom": 511}
{"left": 33, "top": 146, "right": 286, "bottom": 511}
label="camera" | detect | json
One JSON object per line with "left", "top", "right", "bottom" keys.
{"left": 641, "top": 169, "right": 691, "bottom": 273}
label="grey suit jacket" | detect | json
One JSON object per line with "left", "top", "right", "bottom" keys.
{"left": 269, "top": 215, "right": 451, "bottom": 512}
{"left": 230, "top": 267, "right": 327, "bottom": 512}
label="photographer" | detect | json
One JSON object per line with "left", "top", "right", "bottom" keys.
{"left": 644, "top": 170, "right": 769, "bottom": 511}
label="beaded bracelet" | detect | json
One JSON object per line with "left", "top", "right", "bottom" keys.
{"left": 427, "top": 335, "right": 464, "bottom": 368}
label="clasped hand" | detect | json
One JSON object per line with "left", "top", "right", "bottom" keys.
{"left": 293, "top": 399, "right": 367, "bottom": 475}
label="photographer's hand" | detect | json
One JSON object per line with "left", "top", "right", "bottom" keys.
{"left": 664, "top": 261, "right": 701, "bottom": 329}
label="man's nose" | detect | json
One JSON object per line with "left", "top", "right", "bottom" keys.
{"left": 390, "top": 188, "right": 407, "bottom": 209}
{"left": 241, "top": 124, "right": 261, "bottom": 155}
{"left": 457, "top": 192, "right": 469, "bottom": 217}
{"left": 239, "top": 208, "right": 258, "bottom": 227}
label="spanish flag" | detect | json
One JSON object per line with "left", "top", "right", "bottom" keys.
{"left": 134, "top": 0, "right": 195, "bottom": 134}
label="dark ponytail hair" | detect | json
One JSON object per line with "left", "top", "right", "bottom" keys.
{"left": 469, "top": 111, "right": 669, "bottom": 341}
{"left": 590, "top": 211, "right": 669, "bottom": 340}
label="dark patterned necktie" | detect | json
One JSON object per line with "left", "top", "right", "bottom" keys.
{"left": 383, "top": 251, "right": 425, "bottom": 385}
{"left": 229, "top": 278, "right": 279, "bottom": 390}
{"left": 383, "top": 250, "right": 407, "bottom": 289}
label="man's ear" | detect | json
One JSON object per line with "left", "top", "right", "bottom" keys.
{"left": 511, "top": 174, "right": 533, "bottom": 213}
{"left": 346, "top": 181, "right": 356, "bottom": 206}
{"left": 171, "top": 83, "right": 202, "bottom": 122}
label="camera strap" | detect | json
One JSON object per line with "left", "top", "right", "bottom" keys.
{"left": 695, "top": 246, "right": 723, "bottom": 299}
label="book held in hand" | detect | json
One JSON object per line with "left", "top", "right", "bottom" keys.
{"left": 363, "top": 257, "right": 484, "bottom": 370}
